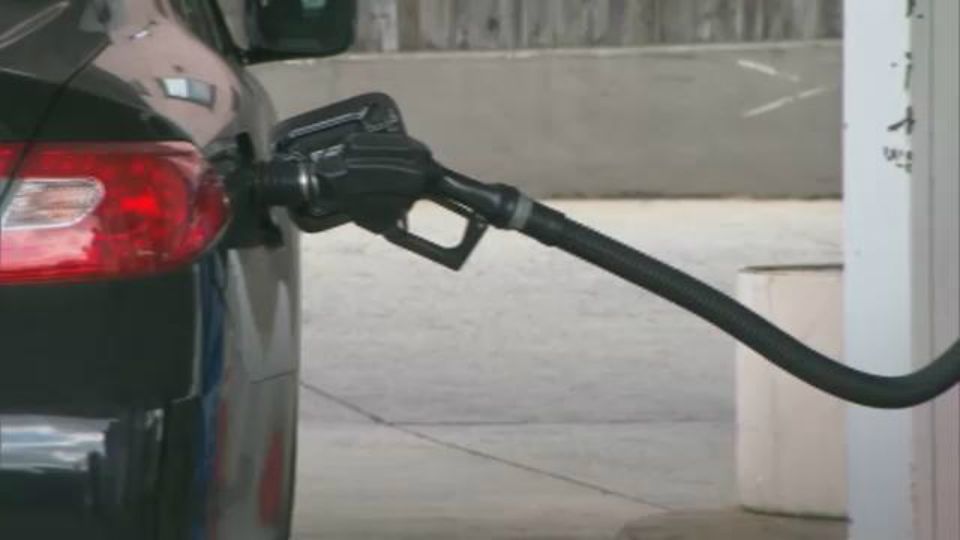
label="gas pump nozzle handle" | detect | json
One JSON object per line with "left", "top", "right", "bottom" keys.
{"left": 311, "top": 132, "right": 492, "bottom": 270}
{"left": 263, "top": 132, "right": 493, "bottom": 269}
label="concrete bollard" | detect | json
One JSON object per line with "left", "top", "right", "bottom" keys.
{"left": 735, "top": 265, "right": 846, "bottom": 518}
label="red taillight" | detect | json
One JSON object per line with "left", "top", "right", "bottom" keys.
{"left": 0, "top": 142, "right": 229, "bottom": 284}
{"left": 0, "top": 143, "right": 24, "bottom": 177}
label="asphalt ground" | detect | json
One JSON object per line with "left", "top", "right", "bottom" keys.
{"left": 294, "top": 199, "right": 842, "bottom": 539}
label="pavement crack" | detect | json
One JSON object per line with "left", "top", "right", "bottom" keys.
{"left": 299, "top": 380, "right": 670, "bottom": 511}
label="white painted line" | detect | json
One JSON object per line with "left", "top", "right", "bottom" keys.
{"left": 737, "top": 59, "right": 801, "bottom": 82}
{"left": 797, "top": 86, "right": 829, "bottom": 99}
{"left": 743, "top": 96, "right": 796, "bottom": 118}
{"left": 743, "top": 86, "right": 832, "bottom": 118}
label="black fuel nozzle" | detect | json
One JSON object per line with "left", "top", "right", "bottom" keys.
{"left": 262, "top": 131, "right": 547, "bottom": 268}
{"left": 311, "top": 133, "right": 439, "bottom": 234}
{"left": 320, "top": 133, "right": 493, "bottom": 270}
{"left": 264, "top": 132, "right": 494, "bottom": 270}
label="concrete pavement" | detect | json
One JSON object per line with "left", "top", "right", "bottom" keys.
{"left": 617, "top": 510, "right": 847, "bottom": 539}
{"left": 294, "top": 200, "right": 842, "bottom": 539}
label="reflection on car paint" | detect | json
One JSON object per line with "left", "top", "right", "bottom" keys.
{"left": 160, "top": 77, "right": 217, "bottom": 108}
{"left": 0, "top": 410, "right": 164, "bottom": 518}
{"left": 0, "top": 416, "right": 108, "bottom": 472}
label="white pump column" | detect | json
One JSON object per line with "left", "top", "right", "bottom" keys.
{"left": 844, "top": 1, "right": 958, "bottom": 539}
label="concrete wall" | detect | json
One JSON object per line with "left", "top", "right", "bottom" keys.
{"left": 351, "top": 0, "right": 843, "bottom": 52}
{"left": 253, "top": 41, "right": 841, "bottom": 198}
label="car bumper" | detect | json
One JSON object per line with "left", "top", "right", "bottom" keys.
{"left": 0, "top": 408, "right": 172, "bottom": 538}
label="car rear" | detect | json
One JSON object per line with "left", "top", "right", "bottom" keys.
{"left": 1, "top": 2, "right": 233, "bottom": 537}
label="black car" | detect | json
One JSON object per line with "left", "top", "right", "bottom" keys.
{"left": 0, "top": 1, "right": 355, "bottom": 537}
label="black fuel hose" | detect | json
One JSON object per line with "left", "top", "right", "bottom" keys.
{"left": 437, "top": 169, "right": 960, "bottom": 409}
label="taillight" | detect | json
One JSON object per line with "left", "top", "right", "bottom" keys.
{"left": 0, "top": 143, "right": 24, "bottom": 178}
{"left": 0, "top": 142, "right": 229, "bottom": 284}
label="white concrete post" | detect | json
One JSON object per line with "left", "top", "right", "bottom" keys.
{"left": 845, "top": 1, "right": 959, "bottom": 539}
{"left": 844, "top": 1, "right": 916, "bottom": 539}
{"left": 909, "top": 0, "right": 960, "bottom": 538}
{"left": 736, "top": 266, "right": 846, "bottom": 518}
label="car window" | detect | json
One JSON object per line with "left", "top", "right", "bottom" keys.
{"left": 171, "top": 0, "right": 227, "bottom": 52}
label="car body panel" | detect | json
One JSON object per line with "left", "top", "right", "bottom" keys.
{"left": 0, "top": 1, "right": 301, "bottom": 537}
{"left": 0, "top": 409, "right": 166, "bottom": 538}
{"left": 0, "top": 0, "right": 106, "bottom": 142}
